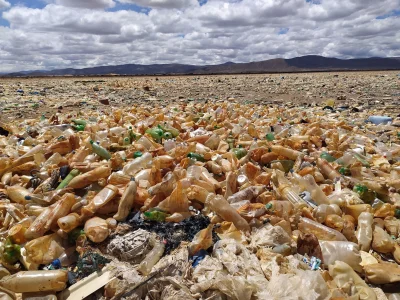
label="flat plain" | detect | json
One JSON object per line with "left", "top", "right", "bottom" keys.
{"left": 0, "top": 71, "right": 399, "bottom": 122}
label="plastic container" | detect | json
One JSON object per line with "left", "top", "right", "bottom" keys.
{"left": 89, "top": 140, "right": 111, "bottom": 160}
{"left": 137, "top": 236, "right": 165, "bottom": 275}
{"left": 319, "top": 241, "right": 362, "bottom": 272}
{"left": 0, "top": 270, "right": 68, "bottom": 293}
{"left": 114, "top": 178, "right": 137, "bottom": 221}
{"left": 367, "top": 116, "right": 393, "bottom": 125}
{"left": 355, "top": 212, "right": 373, "bottom": 251}
{"left": 122, "top": 152, "right": 152, "bottom": 176}
{"left": 84, "top": 217, "right": 109, "bottom": 243}
{"left": 206, "top": 194, "right": 250, "bottom": 232}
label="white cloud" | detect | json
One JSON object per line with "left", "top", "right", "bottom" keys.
{"left": 0, "top": 0, "right": 10, "bottom": 10}
{"left": 0, "top": 0, "right": 400, "bottom": 72}
{"left": 54, "top": 0, "right": 116, "bottom": 9}
{"left": 117, "top": 0, "right": 198, "bottom": 9}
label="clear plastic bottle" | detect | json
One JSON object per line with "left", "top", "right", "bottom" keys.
{"left": 294, "top": 173, "right": 330, "bottom": 205}
{"left": 355, "top": 212, "right": 373, "bottom": 251}
{"left": 298, "top": 217, "right": 347, "bottom": 241}
{"left": 43, "top": 193, "right": 76, "bottom": 231}
{"left": 114, "top": 178, "right": 137, "bottom": 221}
{"left": 122, "top": 152, "right": 152, "bottom": 176}
{"left": 82, "top": 184, "right": 119, "bottom": 215}
{"left": 270, "top": 145, "right": 303, "bottom": 160}
{"left": 0, "top": 270, "right": 68, "bottom": 293}
{"left": 137, "top": 236, "right": 165, "bottom": 275}
{"left": 319, "top": 241, "right": 362, "bottom": 272}
{"left": 136, "top": 136, "right": 152, "bottom": 150}
{"left": 206, "top": 194, "right": 250, "bottom": 232}
{"left": 271, "top": 170, "right": 312, "bottom": 208}
{"left": 67, "top": 166, "right": 111, "bottom": 189}
{"left": 313, "top": 204, "right": 342, "bottom": 223}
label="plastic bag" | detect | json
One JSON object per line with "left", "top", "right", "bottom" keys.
{"left": 249, "top": 223, "right": 292, "bottom": 250}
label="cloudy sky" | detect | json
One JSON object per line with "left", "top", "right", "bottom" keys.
{"left": 0, "top": 0, "right": 399, "bottom": 72}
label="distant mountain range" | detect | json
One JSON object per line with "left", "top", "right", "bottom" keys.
{"left": 3, "top": 55, "right": 400, "bottom": 77}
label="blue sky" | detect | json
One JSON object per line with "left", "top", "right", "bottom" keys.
{"left": 0, "top": 0, "right": 399, "bottom": 72}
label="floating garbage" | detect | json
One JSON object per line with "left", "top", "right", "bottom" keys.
{"left": 0, "top": 85, "right": 399, "bottom": 299}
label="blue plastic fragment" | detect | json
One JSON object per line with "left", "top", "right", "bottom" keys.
{"left": 191, "top": 249, "right": 208, "bottom": 267}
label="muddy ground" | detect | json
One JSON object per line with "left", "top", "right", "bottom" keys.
{"left": 0, "top": 71, "right": 399, "bottom": 122}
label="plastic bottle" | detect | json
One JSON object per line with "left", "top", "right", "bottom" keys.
{"left": 316, "top": 158, "right": 341, "bottom": 180}
{"left": 189, "top": 224, "right": 213, "bottom": 256}
{"left": 227, "top": 185, "right": 265, "bottom": 204}
{"left": 89, "top": 140, "right": 111, "bottom": 160}
{"left": 137, "top": 236, "right": 165, "bottom": 275}
{"left": 364, "top": 263, "right": 400, "bottom": 284}
{"left": 145, "top": 126, "right": 164, "bottom": 143}
{"left": 0, "top": 270, "right": 68, "bottom": 293}
{"left": 153, "top": 155, "right": 174, "bottom": 169}
{"left": 67, "top": 166, "right": 111, "bottom": 189}
{"left": 56, "top": 169, "right": 80, "bottom": 190}
{"left": 43, "top": 193, "right": 76, "bottom": 231}
{"left": 294, "top": 173, "right": 330, "bottom": 205}
{"left": 122, "top": 152, "right": 152, "bottom": 176}
{"left": 82, "top": 184, "right": 119, "bottom": 215}
{"left": 356, "top": 212, "right": 373, "bottom": 251}
{"left": 335, "top": 151, "right": 356, "bottom": 167}
{"left": 298, "top": 217, "right": 347, "bottom": 241}
{"left": 271, "top": 170, "right": 312, "bottom": 208}
{"left": 270, "top": 145, "right": 303, "bottom": 160}
{"left": 24, "top": 233, "right": 65, "bottom": 264}
{"left": 50, "top": 247, "right": 78, "bottom": 268}
{"left": 159, "top": 123, "right": 180, "bottom": 137}
{"left": 6, "top": 185, "right": 30, "bottom": 205}
{"left": 24, "top": 207, "right": 53, "bottom": 240}
{"left": 114, "top": 178, "right": 137, "bottom": 221}
{"left": 41, "top": 153, "right": 63, "bottom": 170}
{"left": 265, "top": 133, "right": 275, "bottom": 141}
{"left": 187, "top": 152, "right": 205, "bottom": 162}
{"left": 367, "top": 116, "right": 393, "bottom": 125}
{"left": 206, "top": 194, "right": 250, "bottom": 232}
{"left": 313, "top": 204, "right": 342, "bottom": 223}
{"left": 84, "top": 217, "right": 109, "bottom": 243}
{"left": 319, "top": 241, "right": 362, "bottom": 272}
{"left": 136, "top": 136, "right": 152, "bottom": 150}
{"left": 57, "top": 213, "right": 80, "bottom": 232}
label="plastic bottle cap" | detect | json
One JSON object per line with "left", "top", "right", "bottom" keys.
{"left": 51, "top": 258, "right": 61, "bottom": 269}
{"left": 90, "top": 140, "right": 94, "bottom": 144}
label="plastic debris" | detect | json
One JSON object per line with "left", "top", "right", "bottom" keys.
{"left": 0, "top": 72, "right": 399, "bottom": 298}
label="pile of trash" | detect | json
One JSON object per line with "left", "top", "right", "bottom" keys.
{"left": 0, "top": 100, "right": 400, "bottom": 299}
